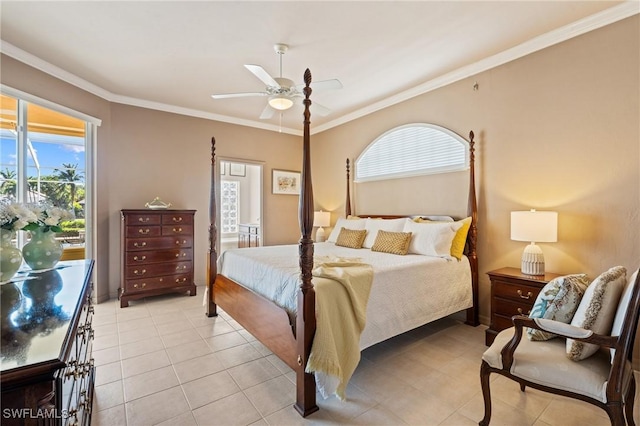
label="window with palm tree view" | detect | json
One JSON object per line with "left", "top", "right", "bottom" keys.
{"left": 1, "top": 94, "right": 88, "bottom": 257}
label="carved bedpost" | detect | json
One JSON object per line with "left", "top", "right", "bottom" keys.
{"left": 206, "top": 137, "right": 218, "bottom": 317}
{"left": 345, "top": 159, "right": 352, "bottom": 217}
{"left": 465, "top": 130, "right": 479, "bottom": 326}
{"left": 294, "top": 68, "right": 319, "bottom": 417}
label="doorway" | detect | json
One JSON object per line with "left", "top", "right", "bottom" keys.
{"left": 218, "top": 159, "right": 262, "bottom": 254}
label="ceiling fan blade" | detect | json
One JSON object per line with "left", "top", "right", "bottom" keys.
{"left": 259, "top": 104, "right": 275, "bottom": 120}
{"left": 310, "top": 102, "right": 331, "bottom": 117}
{"left": 211, "top": 92, "right": 267, "bottom": 99}
{"left": 295, "top": 78, "right": 343, "bottom": 92}
{"left": 245, "top": 64, "right": 280, "bottom": 88}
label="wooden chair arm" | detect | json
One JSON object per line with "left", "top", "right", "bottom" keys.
{"left": 500, "top": 315, "right": 619, "bottom": 370}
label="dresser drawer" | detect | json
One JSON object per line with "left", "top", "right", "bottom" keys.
{"left": 492, "top": 280, "right": 542, "bottom": 304}
{"left": 162, "top": 213, "right": 193, "bottom": 225}
{"left": 124, "top": 213, "right": 161, "bottom": 226}
{"left": 493, "top": 297, "right": 534, "bottom": 317}
{"left": 125, "top": 236, "right": 193, "bottom": 251}
{"left": 161, "top": 224, "right": 193, "bottom": 236}
{"left": 124, "top": 260, "right": 192, "bottom": 279}
{"left": 124, "top": 273, "right": 193, "bottom": 292}
{"left": 125, "top": 225, "right": 161, "bottom": 238}
{"left": 125, "top": 249, "right": 192, "bottom": 265}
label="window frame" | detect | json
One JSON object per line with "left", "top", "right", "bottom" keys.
{"left": 354, "top": 123, "right": 469, "bottom": 183}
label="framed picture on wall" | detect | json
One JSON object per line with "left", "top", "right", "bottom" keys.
{"left": 272, "top": 169, "right": 301, "bottom": 195}
{"left": 229, "top": 163, "right": 246, "bottom": 177}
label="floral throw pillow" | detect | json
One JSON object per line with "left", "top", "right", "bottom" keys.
{"left": 527, "top": 274, "right": 590, "bottom": 341}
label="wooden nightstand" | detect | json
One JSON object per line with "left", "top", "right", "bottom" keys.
{"left": 485, "top": 267, "right": 563, "bottom": 345}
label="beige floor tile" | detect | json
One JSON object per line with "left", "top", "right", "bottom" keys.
{"left": 192, "top": 391, "right": 262, "bottom": 426}
{"left": 182, "top": 370, "right": 240, "bottom": 409}
{"left": 244, "top": 375, "right": 296, "bottom": 417}
{"left": 92, "top": 332, "right": 120, "bottom": 351}
{"left": 123, "top": 365, "right": 180, "bottom": 402}
{"left": 151, "top": 310, "right": 187, "bottom": 324}
{"left": 93, "top": 346, "right": 121, "bottom": 367}
{"left": 92, "top": 313, "right": 117, "bottom": 327}
{"left": 349, "top": 404, "right": 408, "bottom": 425}
{"left": 379, "top": 386, "right": 457, "bottom": 426}
{"left": 173, "top": 352, "right": 225, "bottom": 384}
{"left": 538, "top": 396, "right": 610, "bottom": 426}
{"left": 119, "top": 336, "right": 165, "bottom": 360}
{"left": 160, "top": 328, "right": 202, "bottom": 348}
{"left": 265, "top": 404, "right": 339, "bottom": 425}
{"left": 249, "top": 340, "right": 273, "bottom": 356}
{"left": 125, "top": 386, "right": 191, "bottom": 425}
{"left": 204, "top": 330, "right": 249, "bottom": 352}
{"left": 93, "top": 322, "right": 118, "bottom": 338}
{"left": 95, "top": 360, "right": 123, "bottom": 386}
{"left": 227, "top": 358, "right": 282, "bottom": 389}
{"left": 121, "top": 348, "right": 171, "bottom": 378}
{"left": 215, "top": 342, "right": 263, "bottom": 368}
{"left": 166, "top": 339, "right": 212, "bottom": 364}
{"left": 316, "top": 382, "right": 376, "bottom": 422}
{"left": 155, "top": 319, "right": 195, "bottom": 336}
{"left": 186, "top": 312, "right": 221, "bottom": 327}
{"left": 155, "top": 410, "right": 198, "bottom": 426}
{"left": 92, "top": 403, "right": 126, "bottom": 426}
{"left": 458, "top": 393, "right": 538, "bottom": 426}
{"left": 117, "top": 316, "right": 155, "bottom": 333}
{"left": 411, "top": 369, "right": 482, "bottom": 410}
{"left": 195, "top": 319, "right": 236, "bottom": 338}
{"left": 266, "top": 354, "right": 294, "bottom": 375}
{"left": 116, "top": 306, "right": 151, "bottom": 322}
{"left": 118, "top": 324, "right": 159, "bottom": 345}
{"left": 439, "top": 411, "right": 478, "bottom": 426}
{"left": 93, "top": 380, "right": 124, "bottom": 412}
{"left": 487, "top": 376, "right": 553, "bottom": 419}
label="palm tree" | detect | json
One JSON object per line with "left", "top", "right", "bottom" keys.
{"left": 0, "top": 168, "right": 17, "bottom": 199}
{"left": 53, "top": 163, "right": 84, "bottom": 215}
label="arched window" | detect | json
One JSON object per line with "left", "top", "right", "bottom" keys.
{"left": 355, "top": 124, "right": 468, "bottom": 182}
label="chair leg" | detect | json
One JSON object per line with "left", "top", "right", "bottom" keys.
{"left": 520, "top": 383, "right": 526, "bottom": 392}
{"left": 479, "top": 361, "right": 492, "bottom": 426}
{"left": 625, "top": 373, "right": 636, "bottom": 426}
{"left": 607, "top": 405, "right": 626, "bottom": 426}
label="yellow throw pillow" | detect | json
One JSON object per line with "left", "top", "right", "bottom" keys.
{"left": 450, "top": 217, "right": 472, "bottom": 260}
{"left": 335, "top": 228, "right": 367, "bottom": 249}
{"left": 371, "top": 230, "right": 412, "bottom": 255}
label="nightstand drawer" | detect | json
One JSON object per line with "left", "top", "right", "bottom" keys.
{"left": 493, "top": 298, "right": 534, "bottom": 317}
{"left": 493, "top": 281, "right": 542, "bottom": 304}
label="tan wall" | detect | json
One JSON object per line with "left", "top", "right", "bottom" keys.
{"left": 2, "top": 15, "right": 638, "bottom": 364}
{"left": 1, "top": 55, "right": 303, "bottom": 301}
{"left": 313, "top": 16, "right": 640, "bottom": 337}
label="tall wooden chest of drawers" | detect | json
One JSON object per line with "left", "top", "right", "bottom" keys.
{"left": 1, "top": 260, "right": 95, "bottom": 426}
{"left": 485, "top": 267, "right": 562, "bottom": 345}
{"left": 120, "top": 209, "right": 197, "bottom": 308}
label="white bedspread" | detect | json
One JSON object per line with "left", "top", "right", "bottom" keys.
{"left": 218, "top": 242, "right": 472, "bottom": 350}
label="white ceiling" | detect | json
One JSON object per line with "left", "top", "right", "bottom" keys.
{"left": 1, "top": 1, "right": 636, "bottom": 135}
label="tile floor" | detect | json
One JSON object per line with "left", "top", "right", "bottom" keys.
{"left": 91, "top": 289, "right": 639, "bottom": 426}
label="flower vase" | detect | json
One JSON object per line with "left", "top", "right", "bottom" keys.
{"left": 22, "top": 228, "right": 63, "bottom": 270}
{"left": 0, "top": 229, "right": 23, "bottom": 282}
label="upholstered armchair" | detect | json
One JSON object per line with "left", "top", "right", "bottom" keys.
{"left": 479, "top": 268, "right": 639, "bottom": 426}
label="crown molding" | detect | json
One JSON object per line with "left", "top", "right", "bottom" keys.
{"left": 2, "top": 2, "right": 637, "bottom": 136}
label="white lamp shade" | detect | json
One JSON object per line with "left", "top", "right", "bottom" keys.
{"left": 511, "top": 210, "right": 557, "bottom": 243}
{"left": 268, "top": 96, "right": 294, "bottom": 111}
{"left": 313, "top": 211, "right": 331, "bottom": 228}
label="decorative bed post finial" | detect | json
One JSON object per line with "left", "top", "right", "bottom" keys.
{"left": 346, "top": 159, "right": 352, "bottom": 217}
{"left": 207, "top": 136, "right": 218, "bottom": 317}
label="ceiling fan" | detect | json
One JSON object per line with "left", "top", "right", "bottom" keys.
{"left": 211, "top": 43, "right": 342, "bottom": 119}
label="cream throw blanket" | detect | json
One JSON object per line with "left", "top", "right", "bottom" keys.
{"left": 306, "top": 256, "right": 374, "bottom": 400}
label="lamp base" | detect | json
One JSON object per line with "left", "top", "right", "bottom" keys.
{"left": 521, "top": 243, "right": 545, "bottom": 276}
{"left": 316, "top": 227, "right": 326, "bottom": 243}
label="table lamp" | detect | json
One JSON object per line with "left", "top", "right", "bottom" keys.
{"left": 313, "top": 211, "right": 331, "bottom": 242}
{"left": 511, "top": 210, "right": 558, "bottom": 276}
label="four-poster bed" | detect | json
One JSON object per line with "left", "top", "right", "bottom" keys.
{"left": 205, "top": 68, "right": 479, "bottom": 417}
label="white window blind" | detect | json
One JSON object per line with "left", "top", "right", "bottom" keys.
{"left": 355, "top": 124, "right": 468, "bottom": 182}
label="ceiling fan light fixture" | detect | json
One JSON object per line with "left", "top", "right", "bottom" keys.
{"left": 268, "top": 95, "right": 294, "bottom": 111}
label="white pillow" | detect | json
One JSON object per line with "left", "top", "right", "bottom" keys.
{"left": 402, "top": 219, "right": 462, "bottom": 257}
{"left": 362, "top": 218, "right": 408, "bottom": 249}
{"left": 327, "top": 218, "right": 366, "bottom": 243}
{"left": 610, "top": 269, "right": 638, "bottom": 362}
{"left": 411, "top": 215, "right": 454, "bottom": 222}
{"left": 567, "top": 266, "right": 626, "bottom": 361}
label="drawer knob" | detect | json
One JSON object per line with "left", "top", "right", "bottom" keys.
{"left": 138, "top": 228, "right": 150, "bottom": 234}
{"left": 517, "top": 289, "right": 533, "bottom": 300}
{"left": 175, "top": 240, "right": 187, "bottom": 245}
{"left": 134, "top": 255, "right": 147, "bottom": 261}
{"left": 138, "top": 217, "right": 150, "bottom": 223}
{"left": 133, "top": 242, "right": 147, "bottom": 248}
{"left": 176, "top": 265, "right": 187, "bottom": 271}
{"left": 172, "top": 217, "right": 183, "bottom": 223}
{"left": 173, "top": 227, "right": 183, "bottom": 232}
{"left": 133, "top": 283, "right": 147, "bottom": 289}
{"left": 517, "top": 308, "right": 531, "bottom": 315}
{"left": 134, "top": 269, "right": 147, "bottom": 275}
{"left": 176, "top": 278, "right": 187, "bottom": 283}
